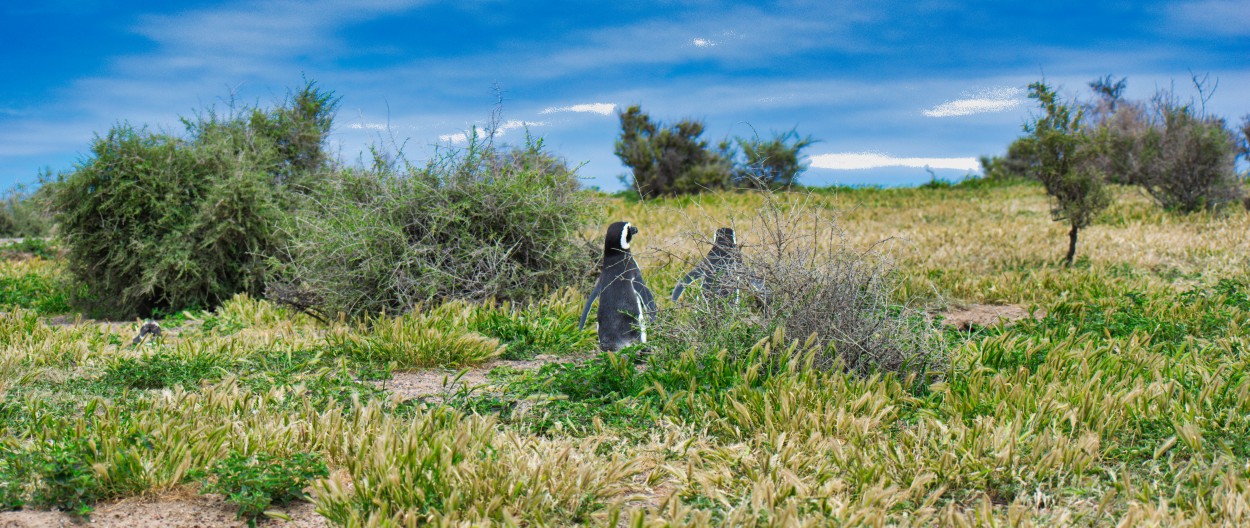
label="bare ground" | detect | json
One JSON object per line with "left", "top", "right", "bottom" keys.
{"left": 376, "top": 354, "right": 571, "bottom": 402}
{"left": 0, "top": 491, "right": 327, "bottom": 528}
{"left": 938, "top": 303, "right": 1041, "bottom": 330}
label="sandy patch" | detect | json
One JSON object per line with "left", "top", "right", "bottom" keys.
{"left": 377, "top": 354, "right": 570, "bottom": 402}
{"left": 939, "top": 303, "right": 1040, "bottom": 330}
{"left": 0, "top": 492, "right": 327, "bottom": 528}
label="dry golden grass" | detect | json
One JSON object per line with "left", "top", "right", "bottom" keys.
{"left": 608, "top": 184, "right": 1250, "bottom": 307}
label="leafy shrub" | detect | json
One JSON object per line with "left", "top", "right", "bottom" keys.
{"left": 42, "top": 82, "right": 336, "bottom": 319}
{"left": 977, "top": 139, "right": 1036, "bottom": 184}
{"left": 275, "top": 135, "right": 595, "bottom": 319}
{"left": 614, "top": 105, "right": 732, "bottom": 197}
{"left": 725, "top": 128, "right": 817, "bottom": 189}
{"left": 0, "top": 185, "right": 51, "bottom": 238}
{"left": 1078, "top": 75, "right": 1242, "bottom": 212}
{"left": 199, "top": 450, "right": 328, "bottom": 521}
{"left": 0, "top": 447, "right": 26, "bottom": 511}
{"left": 1134, "top": 95, "right": 1242, "bottom": 212}
{"left": 23, "top": 439, "right": 107, "bottom": 517}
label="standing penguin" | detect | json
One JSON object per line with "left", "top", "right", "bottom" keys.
{"left": 579, "top": 221, "right": 657, "bottom": 351}
{"left": 671, "top": 227, "right": 742, "bottom": 302}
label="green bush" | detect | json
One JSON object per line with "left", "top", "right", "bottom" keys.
{"left": 0, "top": 185, "right": 51, "bottom": 238}
{"left": 614, "top": 105, "right": 732, "bottom": 197}
{"left": 1135, "top": 99, "right": 1242, "bottom": 212}
{"left": 1078, "top": 76, "right": 1242, "bottom": 212}
{"left": 275, "top": 135, "right": 596, "bottom": 319}
{"left": 0, "top": 447, "right": 26, "bottom": 511}
{"left": 199, "top": 450, "right": 328, "bottom": 521}
{"left": 22, "top": 439, "right": 109, "bottom": 517}
{"left": 42, "top": 82, "right": 337, "bottom": 318}
{"left": 726, "top": 128, "right": 817, "bottom": 189}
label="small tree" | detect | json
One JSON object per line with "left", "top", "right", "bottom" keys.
{"left": 614, "top": 105, "right": 731, "bottom": 198}
{"left": 1018, "top": 82, "right": 1111, "bottom": 266}
{"left": 729, "top": 128, "right": 817, "bottom": 189}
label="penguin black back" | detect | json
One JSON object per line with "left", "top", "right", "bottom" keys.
{"left": 671, "top": 227, "right": 742, "bottom": 301}
{"left": 579, "top": 221, "right": 656, "bottom": 351}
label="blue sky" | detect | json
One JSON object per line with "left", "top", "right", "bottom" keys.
{"left": 2, "top": 0, "right": 1248, "bottom": 192}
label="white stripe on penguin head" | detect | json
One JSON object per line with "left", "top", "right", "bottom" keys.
{"left": 620, "top": 222, "right": 632, "bottom": 250}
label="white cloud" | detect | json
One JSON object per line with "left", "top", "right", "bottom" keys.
{"left": 809, "top": 152, "right": 980, "bottom": 171}
{"left": 439, "top": 120, "right": 546, "bottom": 144}
{"left": 692, "top": 37, "right": 715, "bottom": 47}
{"left": 540, "top": 103, "right": 617, "bottom": 116}
{"left": 439, "top": 132, "right": 470, "bottom": 144}
{"left": 497, "top": 119, "right": 544, "bottom": 134}
{"left": 923, "top": 87, "right": 1024, "bottom": 117}
{"left": 348, "top": 123, "right": 389, "bottom": 130}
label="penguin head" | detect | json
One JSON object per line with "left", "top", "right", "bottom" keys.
{"left": 714, "top": 227, "right": 736, "bottom": 248}
{"left": 605, "top": 221, "right": 637, "bottom": 253}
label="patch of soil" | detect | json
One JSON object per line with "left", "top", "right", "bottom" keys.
{"left": 0, "top": 492, "right": 327, "bottom": 528}
{"left": 939, "top": 303, "right": 1040, "bottom": 331}
{"left": 378, "top": 354, "right": 569, "bottom": 402}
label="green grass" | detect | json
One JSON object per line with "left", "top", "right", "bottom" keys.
{"left": 195, "top": 450, "right": 328, "bottom": 522}
{"left": 2, "top": 185, "right": 1250, "bottom": 525}
{"left": 0, "top": 270, "right": 71, "bottom": 314}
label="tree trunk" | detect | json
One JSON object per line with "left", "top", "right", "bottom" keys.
{"left": 1064, "top": 224, "right": 1079, "bottom": 266}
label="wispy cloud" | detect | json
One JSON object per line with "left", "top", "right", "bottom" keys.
{"left": 348, "top": 122, "right": 391, "bottom": 131}
{"left": 1168, "top": 0, "right": 1250, "bottom": 36}
{"left": 809, "top": 152, "right": 980, "bottom": 171}
{"left": 439, "top": 120, "right": 546, "bottom": 144}
{"left": 692, "top": 38, "right": 716, "bottom": 48}
{"left": 923, "top": 87, "right": 1025, "bottom": 117}
{"left": 540, "top": 103, "right": 617, "bottom": 116}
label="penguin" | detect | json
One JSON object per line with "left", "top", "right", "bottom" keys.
{"left": 671, "top": 227, "right": 742, "bottom": 302}
{"left": 579, "top": 221, "right": 657, "bottom": 351}
{"left": 131, "top": 320, "right": 163, "bottom": 346}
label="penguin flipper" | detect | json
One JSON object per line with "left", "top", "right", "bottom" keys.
{"left": 670, "top": 267, "right": 706, "bottom": 301}
{"left": 636, "top": 279, "right": 657, "bottom": 317}
{"left": 579, "top": 278, "right": 606, "bottom": 330}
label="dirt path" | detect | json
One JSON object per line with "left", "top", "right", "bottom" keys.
{"left": 376, "top": 354, "right": 571, "bottom": 402}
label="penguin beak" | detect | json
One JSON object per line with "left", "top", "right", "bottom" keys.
{"left": 628, "top": 226, "right": 638, "bottom": 239}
